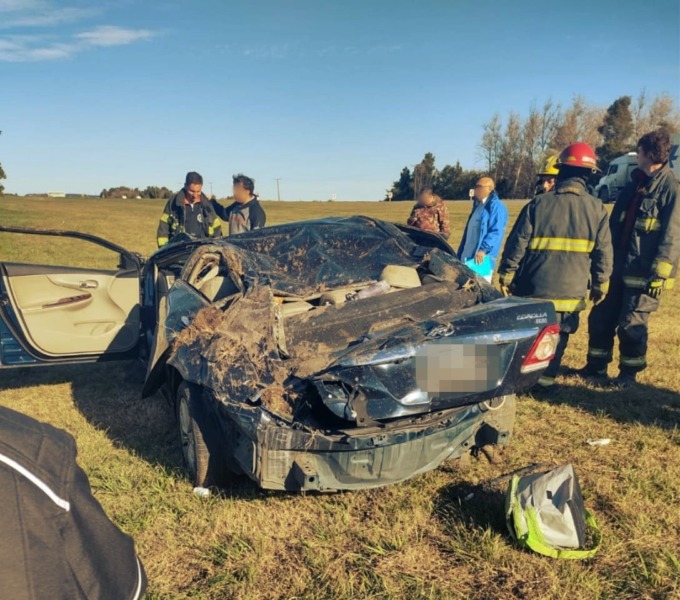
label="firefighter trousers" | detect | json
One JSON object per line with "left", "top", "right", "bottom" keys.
{"left": 586, "top": 276, "right": 658, "bottom": 375}
{"left": 539, "top": 311, "right": 580, "bottom": 386}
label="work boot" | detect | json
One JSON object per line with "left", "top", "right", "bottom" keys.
{"left": 609, "top": 372, "right": 637, "bottom": 390}
{"left": 566, "top": 365, "right": 609, "bottom": 383}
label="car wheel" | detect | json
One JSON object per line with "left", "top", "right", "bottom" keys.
{"left": 598, "top": 187, "right": 609, "bottom": 203}
{"left": 177, "top": 381, "right": 227, "bottom": 487}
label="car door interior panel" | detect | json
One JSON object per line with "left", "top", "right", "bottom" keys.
{"left": 2, "top": 263, "right": 140, "bottom": 356}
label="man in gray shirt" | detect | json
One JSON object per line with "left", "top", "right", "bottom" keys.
{"left": 212, "top": 174, "right": 267, "bottom": 235}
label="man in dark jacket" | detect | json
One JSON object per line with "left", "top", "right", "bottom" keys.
{"left": 212, "top": 173, "right": 267, "bottom": 235}
{"left": 156, "top": 171, "right": 222, "bottom": 247}
{"left": 498, "top": 142, "right": 613, "bottom": 392}
{"left": 0, "top": 406, "right": 146, "bottom": 599}
{"left": 580, "top": 129, "right": 679, "bottom": 387}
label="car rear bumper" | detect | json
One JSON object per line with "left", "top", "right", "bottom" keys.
{"left": 218, "top": 394, "right": 516, "bottom": 492}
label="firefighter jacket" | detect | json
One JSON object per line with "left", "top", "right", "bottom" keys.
{"left": 407, "top": 198, "right": 451, "bottom": 236}
{"left": 156, "top": 190, "right": 222, "bottom": 247}
{"left": 498, "top": 177, "right": 613, "bottom": 312}
{"left": 609, "top": 163, "right": 679, "bottom": 290}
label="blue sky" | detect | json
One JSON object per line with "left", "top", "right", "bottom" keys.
{"left": 1, "top": 0, "right": 679, "bottom": 200}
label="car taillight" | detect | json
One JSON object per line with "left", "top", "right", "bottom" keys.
{"left": 520, "top": 324, "right": 561, "bottom": 374}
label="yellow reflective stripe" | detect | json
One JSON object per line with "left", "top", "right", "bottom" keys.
{"left": 208, "top": 217, "right": 221, "bottom": 236}
{"left": 666, "top": 278, "right": 675, "bottom": 289}
{"left": 529, "top": 237, "right": 595, "bottom": 253}
{"left": 620, "top": 355, "right": 646, "bottom": 367}
{"left": 653, "top": 260, "right": 673, "bottom": 278}
{"left": 157, "top": 236, "right": 169, "bottom": 247}
{"left": 635, "top": 217, "right": 661, "bottom": 232}
{"left": 587, "top": 347, "right": 610, "bottom": 358}
{"left": 551, "top": 298, "right": 587, "bottom": 312}
{"left": 160, "top": 213, "right": 170, "bottom": 223}
{"left": 599, "top": 280, "right": 610, "bottom": 294}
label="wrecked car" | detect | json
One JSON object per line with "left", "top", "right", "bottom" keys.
{"left": 0, "top": 217, "right": 559, "bottom": 492}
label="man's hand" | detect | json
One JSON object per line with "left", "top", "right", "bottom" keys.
{"left": 589, "top": 287, "right": 606, "bottom": 306}
{"left": 646, "top": 277, "right": 666, "bottom": 298}
{"left": 474, "top": 249, "right": 486, "bottom": 264}
{"left": 498, "top": 272, "right": 513, "bottom": 297}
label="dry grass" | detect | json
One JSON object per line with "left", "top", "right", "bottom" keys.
{"left": 0, "top": 196, "right": 678, "bottom": 599}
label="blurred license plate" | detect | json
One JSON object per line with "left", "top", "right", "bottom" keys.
{"left": 415, "top": 342, "right": 502, "bottom": 393}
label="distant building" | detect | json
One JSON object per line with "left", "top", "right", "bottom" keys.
{"left": 47, "top": 191, "right": 66, "bottom": 198}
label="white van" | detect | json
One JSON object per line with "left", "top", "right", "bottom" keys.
{"left": 594, "top": 152, "right": 638, "bottom": 203}
{"left": 595, "top": 133, "right": 680, "bottom": 202}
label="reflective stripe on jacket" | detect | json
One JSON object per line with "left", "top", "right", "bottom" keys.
{"left": 610, "top": 163, "right": 679, "bottom": 288}
{"left": 156, "top": 191, "right": 222, "bottom": 247}
{"left": 498, "top": 178, "right": 613, "bottom": 312}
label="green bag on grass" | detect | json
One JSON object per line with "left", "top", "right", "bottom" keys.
{"left": 505, "top": 463, "right": 601, "bottom": 559}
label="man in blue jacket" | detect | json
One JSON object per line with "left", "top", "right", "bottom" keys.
{"left": 458, "top": 176, "right": 509, "bottom": 282}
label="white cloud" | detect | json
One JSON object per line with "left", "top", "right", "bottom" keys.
{"left": 75, "top": 25, "right": 155, "bottom": 47}
{"left": 0, "top": 6, "right": 98, "bottom": 28}
{"left": 0, "top": 26, "right": 157, "bottom": 61}
{"left": 0, "top": 1, "right": 158, "bottom": 61}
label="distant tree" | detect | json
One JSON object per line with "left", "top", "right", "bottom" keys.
{"left": 100, "top": 185, "right": 172, "bottom": 199}
{"left": 596, "top": 96, "right": 635, "bottom": 169}
{"left": 0, "top": 130, "right": 6, "bottom": 195}
{"left": 633, "top": 90, "right": 680, "bottom": 137}
{"left": 551, "top": 95, "right": 604, "bottom": 152}
{"left": 412, "top": 152, "right": 437, "bottom": 199}
{"left": 479, "top": 113, "right": 503, "bottom": 182}
{"left": 435, "top": 162, "right": 464, "bottom": 198}
{"left": 390, "top": 166, "right": 413, "bottom": 201}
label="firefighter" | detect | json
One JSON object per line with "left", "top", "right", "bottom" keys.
{"left": 579, "top": 129, "right": 679, "bottom": 388}
{"left": 497, "top": 142, "right": 613, "bottom": 392}
{"left": 156, "top": 172, "right": 222, "bottom": 247}
{"left": 535, "top": 155, "right": 559, "bottom": 196}
{"left": 406, "top": 188, "right": 451, "bottom": 238}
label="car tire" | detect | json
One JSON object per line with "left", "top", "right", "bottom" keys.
{"left": 598, "top": 187, "right": 609, "bottom": 203}
{"left": 177, "top": 381, "right": 228, "bottom": 487}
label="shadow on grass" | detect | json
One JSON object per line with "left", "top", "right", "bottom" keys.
{"left": 0, "top": 361, "right": 267, "bottom": 499}
{"left": 529, "top": 377, "right": 680, "bottom": 431}
{"left": 432, "top": 479, "right": 508, "bottom": 538}
{"left": 0, "top": 361, "right": 182, "bottom": 469}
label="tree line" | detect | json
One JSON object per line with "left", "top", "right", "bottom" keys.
{"left": 99, "top": 185, "right": 175, "bottom": 199}
{"left": 390, "top": 91, "right": 680, "bottom": 201}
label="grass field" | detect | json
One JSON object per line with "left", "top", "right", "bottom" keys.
{"left": 1, "top": 196, "right": 679, "bottom": 599}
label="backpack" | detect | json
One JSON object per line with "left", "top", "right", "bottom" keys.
{"left": 505, "top": 463, "right": 601, "bottom": 559}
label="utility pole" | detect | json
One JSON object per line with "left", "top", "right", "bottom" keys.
{"left": 274, "top": 178, "right": 282, "bottom": 201}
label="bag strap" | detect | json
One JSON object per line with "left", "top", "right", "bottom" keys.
{"left": 505, "top": 476, "right": 602, "bottom": 560}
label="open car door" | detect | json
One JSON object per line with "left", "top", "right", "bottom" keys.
{"left": 0, "top": 226, "right": 142, "bottom": 366}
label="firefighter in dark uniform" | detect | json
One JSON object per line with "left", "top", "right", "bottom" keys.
{"left": 498, "top": 142, "right": 614, "bottom": 392}
{"left": 580, "top": 129, "right": 679, "bottom": 387}
{"left": 156, "top": 171, "right": 222, "bottom": 247}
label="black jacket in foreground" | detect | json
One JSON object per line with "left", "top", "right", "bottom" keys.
{"left": 0, "top": 406, "right": 146, "bottom": 600}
